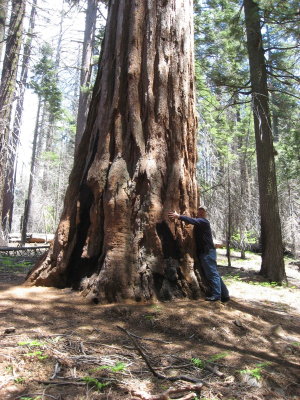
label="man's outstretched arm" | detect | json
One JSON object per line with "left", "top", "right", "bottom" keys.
{"left": 168, "top": 211, "right": 198, "bottom": 225}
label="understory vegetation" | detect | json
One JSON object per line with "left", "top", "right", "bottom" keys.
{"left": 0, "top": 250, "right": 299, "bottom": 399}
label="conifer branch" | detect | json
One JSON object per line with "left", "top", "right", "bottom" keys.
{"left": 268, "top": 88, "right": 300, "bottom": 100}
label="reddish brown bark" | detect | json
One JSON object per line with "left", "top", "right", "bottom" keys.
{"left": 26, "top": 0, "right": 200, "bottom": 303}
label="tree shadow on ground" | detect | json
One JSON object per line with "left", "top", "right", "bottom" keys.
{"left": 0, "top": 256, "right": 300, "bottom": 399}
{"left": 218, "top": 264, "right": 300, "bottom": 289}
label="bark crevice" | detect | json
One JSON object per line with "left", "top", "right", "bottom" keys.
{"left": 156, "top": 221, "right": 181, "bottom": 260}
{"left": 65, "top": 184, "right": 94, "bottom": 288}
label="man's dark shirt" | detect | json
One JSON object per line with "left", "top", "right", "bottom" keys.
{"left": 179, "top": 216, "right": 215, "bottom": 255}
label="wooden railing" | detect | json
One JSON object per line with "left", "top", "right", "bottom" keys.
{"left": 0, "top": 245, "right": 49, "bottom": 257}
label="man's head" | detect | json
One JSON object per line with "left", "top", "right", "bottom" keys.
{"left": 197, "top": 206, "right": 207, "bottom": 218}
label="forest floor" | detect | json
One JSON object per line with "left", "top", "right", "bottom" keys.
{"left": 0, "top": 249, "right": 299, "bottom": 400}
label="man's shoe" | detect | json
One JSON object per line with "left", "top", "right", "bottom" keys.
{"left": 205, "top": 296, "right": 220, "bottom": 301}
{"left": 221, "top": 297, "right": 230, "bottom": 303}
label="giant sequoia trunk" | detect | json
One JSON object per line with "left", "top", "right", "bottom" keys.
{"left": 26, "top": 0, "right": 201, "bottom": 303}
{"left": 244, "top": 0, "right": 285, "bottom": 282}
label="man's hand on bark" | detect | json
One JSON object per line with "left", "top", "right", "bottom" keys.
{"left": 168, "top": 211, "right": 180, "bottom": 221}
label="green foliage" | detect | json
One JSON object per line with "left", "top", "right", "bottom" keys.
{"left": 231, "top": 231, "right": 257, "bottom": 245}
{"left": 251, "top": 281, "right": 281, "bottom": 288}
{"left": 144, "top": 314, "right": 155, "bottom": 320}
{"left": 194, "top": 0, "right": 249, "bottom": 94}
{"left": 5, "top": 365, "right": 13, "bottom": 373}
{"left": 30, "top": 43, "right": 62, "bottom": 119}
{"left": 223, "top": 272, "right": 277, "bottom": 286}
{"left": 80, "top": 84, "right": 93, "bottom": 94}
{"left": 0, "top": 256, "right": 31, "bottom": 268}
{"left": 0, "top": 256, "right": 34, "bottom": 273}
{"left": 19, "top": 397, "right": 41, "bottom": 400}
{"left": 209, "top": 352, "right": 230, "bottom": 362}
{"left": 194, "top": 0, "right": 299, "bottom": 252}
{"left": 191, "top": 357, "right": 206, "bottom": 369}
{"left": 193, "top": 397, "right": 219, "bottom": 400}
{"left": 92, "top": 55, "right": 99, "bottom": 65}
{"left": 0, "top": 256, "right": 14, "bottom": 266}
{"left": 277, "top": 128, "right": 300, "bottom": 181}
{"left": 41, "top": 151, "right": 60, "bottom": 163}
{"left": 17, "top": 261, "right": 32, "bottom": 267}
{"left": 90, "top": 362, "right": 126, "bottom": 373}
{"left": 18, "top": 340, "right": 44, "bottom": 347}
{"left": 240, "top": 367, "right": 262, "bottom": 380}
{"left": 61, "top": 109, "right": 77, "bottom": 136}
{"left": 239, "top": 362, "right": 272, "bottom": 381}
{"left": 191, "top": 352, "right": 230, "bottom": 369}
{"left": 25, "top": 350, "right": 48, "bottom": 360}
{"left": 14, "top": 377, "right": 26, "bottom": 384}
{"left": 223, "top": 271, "right": 297, "bottom": 289}
{"left": 291, "top": 342, "right": 300, "bottom": 347}
{"left": 81, "top": 376, "right": 109, "bottom": 391}
{"left": 150, "top": 304, "right": 163, "bottom": 312}
{"left": 108, "top": 362, "right": 126, "bottom": 372}
{"left": 223, "top": 272, "right": 242, "bottom": 282}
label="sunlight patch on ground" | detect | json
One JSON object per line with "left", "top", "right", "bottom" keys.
{"left": 228, "top": 281, "right": 300, "bottom": 314}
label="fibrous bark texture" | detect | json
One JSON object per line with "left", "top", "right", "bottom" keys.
{"left": 26, "top": 0, "right": 200, "bottom": 303}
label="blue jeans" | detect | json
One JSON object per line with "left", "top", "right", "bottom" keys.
{"left": 199, "top": 249, "right": 229, "bottom": 299}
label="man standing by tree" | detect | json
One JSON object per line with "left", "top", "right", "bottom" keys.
{"left": 169, "top": 207, "right": 230, "bottom": 302}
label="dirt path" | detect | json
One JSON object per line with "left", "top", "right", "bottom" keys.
{"left": 0, "top": 251, "right": 299, "bottom": 400}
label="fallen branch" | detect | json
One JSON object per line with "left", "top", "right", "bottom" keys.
{"left": 116, "top": 326, "right": 203, "bottom": 385}
{"left": 37, "top": 380, "right": 86, "bottom": 386}
{"left": 50, "top": 361, "right": 61, "bottom": 379}
{"left": 131, "top": 384, "right": 203, "bottom": 400}
{"left": 128, "top": 331, "right": 171, "bottom": 344}
{"left": 17, "top": 393, "right": 58, "bottom": 400}
{"left": 204, "top": 363, "right": 224, "bottom": 377}
{"left": 161, "top": 364, "right": 192, "bottom": 370}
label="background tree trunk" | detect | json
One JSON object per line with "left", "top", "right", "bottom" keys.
{"left": 226, "top": 160, "right": 232, "bottom": 267}
{"left": 2, "top": 0, "right": 37, "bottom": 233}
{"left": 244, "top": 0, "right": 285, "bottom": 282}
{"left": 21, "top": 96, "right": 42, "bottom": 243}
{"left": 26, "top": 0, "right": 200, "bottom": 304}
{"left": 74, "top": 0, "right": 98, "bottom": 151}
{"left": 0, "top": 0, "right": 8, "bottom": 63}
{"left": 0, "top": 0, "right": 26, "bottom": 239}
